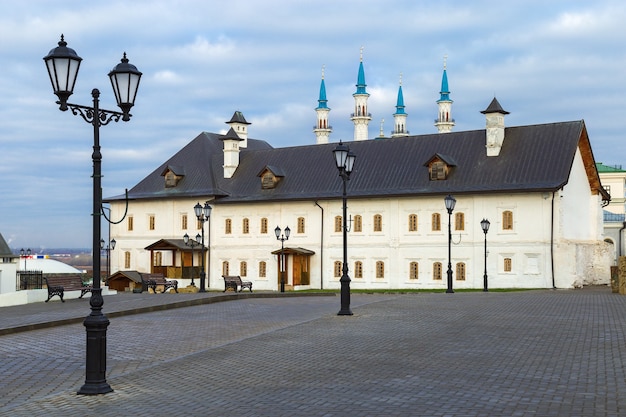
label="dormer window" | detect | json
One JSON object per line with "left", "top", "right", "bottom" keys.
{"left": 257, "top": 165, "right": 285, "bottom": 190}
{"left": 161, "top": 165, "right": 185, "bottom": 188}
{"left": 424, "top": 153, "right": 457, "bottom": 181}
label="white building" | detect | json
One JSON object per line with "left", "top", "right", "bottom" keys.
{"left": 107, "top": 60, "right": 611, "bottom": 291}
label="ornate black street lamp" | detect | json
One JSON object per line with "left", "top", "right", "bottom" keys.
{"left": 194, "top": 202, "right": 212, "bottom": 292}
{"left": 44, "top": 35, "right": 141, "bottom": 395}
{"left": 20, "top": 248, "right": 31, "bottom": 271}
{"left": 333, "top": 141, "right": 356, "bottom": 315}
{"left": 183, "top": 233, "right": 201, "bottom": 287}
{"left": 274, "top": 225, "right": 290, "bottom": 292}
{"left": 481, "top": 218, "right": 490, "bottom": 292}
{"left": 100, "top": 238, "right": 116, "bottom": 283}
{"left": 444, "top": 194, "right": 456, "bottom": 294}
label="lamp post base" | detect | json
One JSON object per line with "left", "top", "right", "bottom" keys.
{"left": 77, "top": 289, "right": 113, "bottom": 395}
{"left": 337, "top": 276, "right": 353, "bottom": 316}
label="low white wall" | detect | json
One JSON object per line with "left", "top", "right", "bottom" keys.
{"left": 0, "top": 287, "right": 117, "bottom": 307}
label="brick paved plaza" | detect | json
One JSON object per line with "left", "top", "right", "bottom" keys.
{"left": 0, "top": 287, "right": 625, "bottom": 416}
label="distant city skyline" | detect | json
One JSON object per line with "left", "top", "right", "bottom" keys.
{"left": 1, "top": 0, "right": 625, "bottom": 248}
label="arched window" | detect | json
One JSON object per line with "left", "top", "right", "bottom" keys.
{"left": 354, "top": 215, "right": 362, "bottom": 232}
{"left": 354, "top": 261, "right": 363, "bottom": 279}
{"left": 376, "top": 261, "right": 385, "bottom": 278}
{"left": 433, "top": 262, "right": 442, "bottom": 280}
{"left": 374, "top": 214, "right": 382, "bottom": 232}
{"left": 504, "top": 258, "right": 512, "bottom": 272}
{"left": 503, "top": 211, "right": 514, "bottom": 230}
{"left": 432, "top": 213, "right": 441, "bottom": 231}
{"left": 240, "top": 261, "right": 247, "bottom": 277}
{"left": 225, "top": 218, "right": 232, "bottom": 234}
{"left": 409, "top": 214, "right": 418, "bottom": 232}
{"left": 334, "top": 216, "right": 342, "bottom": 233}
{"left": 455, "top": 212, "right": 465, "bottom": 231}
{"left": 334, "top": 261, "right": 342, "bottom": 278}
{"left": 222, "top": 261, "right": 229, "bottom": 276}
{"left": 242, "top": 218, "right": 249, "bottom": 234}
{"left": 260, "top": 218, "right": 268, "bottom": 234}
{"left": 456, "top": 262, "right": 466, "bottom": 281}
{"left": 410, "top": 261, "right": 419, "bottom": 280}
{"left": 259, "top": 261, "right": 267, "bottom": 278}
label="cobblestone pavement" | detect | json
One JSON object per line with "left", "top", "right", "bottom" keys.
{"left": 0, "top": 287, "right": 625, "bottom": 416}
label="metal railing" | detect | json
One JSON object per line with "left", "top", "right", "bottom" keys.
{"left": 16, "top": 270, "right": 44, "bottom": 290}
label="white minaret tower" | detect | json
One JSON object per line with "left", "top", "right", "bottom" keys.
{"left": 391, "top": 73, "right": 409, "bottom": 137}
{"left": 314, "top": 65, "right": 332, "bottom": 144}
{"left": 351, "top": 47, "right": 371, "bottom": 141}
{"left": 435, "top": 56, "right": 455, "bottom": 133}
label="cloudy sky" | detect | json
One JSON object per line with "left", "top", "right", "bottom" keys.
{"left": 1, "top": 0, "right": 625, "bottom": 250}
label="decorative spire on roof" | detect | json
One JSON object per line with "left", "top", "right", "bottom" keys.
{"left": 394, "top": 73, "right": 406, "bottom": 115}
{"left": 351, "top": 47, "right": 371, "bottom": 141}
{"left": 355, "top": 46, "right": 367, "bottom": 95}
{"left": 392, "top": 72, "right": 409, "bottom": 138}
{"left": 435, "top": 55, "right": 455, "bottom": 133}
{"left": 314, "top": 65, "right": 332, "bottom": 144}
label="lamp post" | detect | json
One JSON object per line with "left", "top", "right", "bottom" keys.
{"left": 444, "top": 194, "right": 456, "bottom": 294}
{"left": 100, "top": 238, "right": 115, "bottom": 283}
{"left": 20, "top": 248, "right": 31, "bottom": 271}
{"left": 481, "top": 218, "right": 490, "bottom": 292}
{"left": 44, "top": 35, "right": 141, "bottom": 395}
{"left": 183, "top": 233, "right": 201, "bottom": 287}
{"left": 274, "top": 225, "right": 290, "bottom": 292}
{"left": 333, "top": 141, "right": 356, "bottom": 315}
{"left": 194, "top": 202, "right": 212, "bottom": 292}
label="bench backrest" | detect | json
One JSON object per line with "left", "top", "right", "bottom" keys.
{"left": 140, "top": 273, "right": 166, "bottom": 283}
{"left": 45, "top": 275, "right": 86, "bottom": 289}
{"left": 222, "top": 275, "right": 242, "bottom": 284}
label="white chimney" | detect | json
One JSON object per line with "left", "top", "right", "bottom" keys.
{"left": 220, "top": 127, "right": 243, "bottom": 178}
{"left": 481, "top": 97, "right": 509, "bottom": 157}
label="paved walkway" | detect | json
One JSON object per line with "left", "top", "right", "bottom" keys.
{"left": 0, "top": 287, "right": 625, "bottom": 416}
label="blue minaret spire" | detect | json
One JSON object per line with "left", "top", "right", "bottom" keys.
{"left": 314, "top": 65, "right": 332, "bottom": 144}
{"left": 392, "top": 73, "right": 408, "bottom": 137}
{"left": 435, "top": 55, "right": 455, "bottom": 133}
{"left": 351, "top": 47, "right": 371, "bottom": 141}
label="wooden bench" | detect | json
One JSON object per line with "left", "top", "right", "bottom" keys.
{"left": 141, "top": 273, "right": 178, "bottom": 293}
{"left": 222, "top": 275, "right": 252, "bottom": 292}
{"left": 44, "top": 275, "right": 92, "bottom": 302}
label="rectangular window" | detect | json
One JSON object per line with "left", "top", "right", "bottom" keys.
{"left": 354, "top": 261, "right": 363, "bottom": 279}
{"left": 298, "top": 217, "right": 305, "bottom": 234}
{"left": 260, "top": 218, "right": 268, "bottom": 234}
{"left": 504, "top": 258, "right": 512, "bottom": 272}
{"left": 181, "top": 214, "right": 188, "bottom": 230}
{"left": 259, "top": 261, "right": 267, "bottom": 277}
{"left": 354, "top": 215, "right": 362, "bottom": 232}
{"left": 127, "top": 215, "right": 134, "bottom": 232}
{"left": 240, "top": 261, "right": 247, "bottom": 277}
{"left": 376, "top": 261, "right": 385, "bottom": 278}
{"left": 334, "top": 261, "right": 342, "bottom": 278}
{"left": 409, "top": 214, "right": 418, "bottom": 232}
{"left": 149, "top": 215, "right": 155, "bottom": 231}
{"left": 410, "top": 262, "right": 419, "bottom": 280}
{"left": 225, "top": 219, "right": 232, "bottom": 234}
{"left": 222, "top": 261, "right": 229, "bottom": 276}
{"left": 456, "top": 262, "right": 466, "bottom": 280}
{"left": 503, "top": 211, "right": 514, "bottom": 230}
{"left": 243, "top": 218, "right": 249, "bottom": 234}
{"left": 124, "top": 251, "right": 131, "bottom": 269}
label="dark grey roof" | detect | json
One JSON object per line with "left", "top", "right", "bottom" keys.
{"left": 108, "top": 120, "right": 603, "bottom": 204}
{"left": 227, "top": 111, "right": 251, "bottom": 125}
{"left": 0, "top": 233, "right": 17, "bottom": 258}
{"left": 481, "top": 97, "right": 509, "bottom": 114}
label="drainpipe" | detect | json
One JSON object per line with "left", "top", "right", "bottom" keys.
{"left": 315, "top": 200, "right": 324, "bottom": 289}
{"left": 619, "top": 221, "right": 626, "bottom": 258}
{"left": 551, "top": 191, "right": 556, "bottom": 289}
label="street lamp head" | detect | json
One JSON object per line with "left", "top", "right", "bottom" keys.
{"left": 203, "top": 202, "right": 212, "bottom": 219}
{"left": 481, "top": 218, "right": 491, "bottom": 234}
{"left": 110, "top": 238, "right": 116, "bottom": 250}
{"left": 274, "top": 226, "right": 281, "bottom": 240}
{"left": 194, "top": 202, "right": 203, "bottom": 219}
{"left": 196, "top": 233, "right": 202, "bottom": 242}
{"left": 108, "top": 52, "right": 142, "bottom": 122}
{"left": 100, "top": 238, "right": 105, "bottom": 249}
{"left": 345, "top": 150, "right": 356, "bottom": 175}
{"left": 444, "top": 194, "right": 456, "bottom": 214}
{"left": 284, "top": 226, "right": 291, "bottom": 239}
{"left": 43, "top": 35, "right": 82, "bottom": 111}
{"left": 20, "top": 248, "right": 24, "bottom": 256}
{"left": 183, "top": 233, "right": 190, "bottom": 245}
{"left": 27, "top": 248, "right": 31, "bottom": 256}
{"left": 333, "top": 141, "right": 349, "bottom": 172}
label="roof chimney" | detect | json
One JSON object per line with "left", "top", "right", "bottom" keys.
{"left": 481, "top": 97, "right": 509, "bottom": 157}
{"left": 225, "top": 111, "right": 250, "bottom": 148}
{"left": 220, "top": 127, "right": 243, "bottom": 178}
